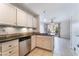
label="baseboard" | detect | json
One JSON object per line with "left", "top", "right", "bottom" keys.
{"left": 24, "top": 51, "right": 30, "bottom": 56}
{"left": 25, "top": 47, "right": 53, "bottom": 56}
{"left": 59, "top": 37, "right": 70, "bottom": 39}
{"left": 36, "top": 47, "right": 52, "bottom": 52}
{"left": 25, "top": 47, "right": 37, "bottom": 56}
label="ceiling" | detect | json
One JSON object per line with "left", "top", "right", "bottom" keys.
{"left": 12, "top": 3, "right": 79, "bottom": 22}
{"left": 25, "top": 3, "right": 79, "bottom": 22}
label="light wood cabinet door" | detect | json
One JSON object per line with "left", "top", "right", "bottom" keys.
{"left": 31, "top": 35, "right": 36, "bottom": 50}
{"left": 17, "top": 8, "right": 27, "bottom": 27}
{"left": 2, "top": 39, "right": 19, "bottom": 52}
{"left": 27, "top": 14, "right": 33, "bottom": 27}
{"left": 36, "top": 35, "right": 53, "bottom": 51}
{"left": 2, "top": 39, "right": 19, "bottom": 56}
{"left": 0, "top": 4, "right": 17, "bottom": 25}
{"left": 2, "top": 47, "right": 19, "bottom": 56}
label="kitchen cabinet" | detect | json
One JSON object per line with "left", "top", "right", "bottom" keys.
{"left": 0, "top": 4, "right": 17, "bottom": 25}
{"left": 17, "top": 8, "right": 27, "bottom": 27}
{"left": 2, "top": 47, "right": 19, "bottom": 56}
{"left": 36, "top": 35, "right": 53, "bottom": 51}
{"left": 32, "top": 17, "right": 37, "bottom": 28}
{"left": 31, "top": 35, "right": 36, "bottom": 50}
{"left": 31, "top": 35, "right": 54, "bottom": 51}
{"left": 0, "top": 39, "right": 19, "bottom": 56}
{"left": 27, "top": 14, "right": 33, "bottom": 27}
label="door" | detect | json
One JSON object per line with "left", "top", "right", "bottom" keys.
{"left": 17, "top": 8, "right": 27, "bottom": 27}
{"left": 31, "top": 35, "right": 36, "bottom": 50}
{"left": 27, "top": 14, "right": 33, "bottom": 27}
{"left": 0, "top": 4, "right": 16, "bottom": 25}
{"left": 36, "top": 35, "right": 52, "bottom": 50}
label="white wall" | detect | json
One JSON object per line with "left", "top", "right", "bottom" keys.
{"left": 70, "top": 13, "right": 79, "bottom": 55}
{"left": 60, "top": 20, "right": 70, "bottom": 39}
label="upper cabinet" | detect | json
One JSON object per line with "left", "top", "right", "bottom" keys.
{"left": 17, "top": 8, "right": 27, "bottom": 27}
{"left": 0, "top": 4, "right": 17, "bottom": 25}
{"left": 27, "top": 14, "right": 33, "bottom": 27}
{"left": 32, "top": 17, "right": 37, "bottom": 28}
{"left": 0, "top": 4, "right": 38, "bottom": 30}
{"left": 17, "top": 8, "right": 34, "bottom": 28}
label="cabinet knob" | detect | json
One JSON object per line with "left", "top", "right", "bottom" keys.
{"left": 9, "top": 51, "right": 12, "bottom": 53}
{"left": 9, "top": 45, "right": 12, "bottom": 47}
{"left": 9, "top": 50, "right": 13, "bottom": 54}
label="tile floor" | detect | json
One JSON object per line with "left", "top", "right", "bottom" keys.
{"left": 53, "top": 37, "right": 73, "bottom": 56}
{"left": 28, "top": 48, "right": 52, "bottom": 56}
{"left": 28, "top": 37, "right": 73, "bottom": 56}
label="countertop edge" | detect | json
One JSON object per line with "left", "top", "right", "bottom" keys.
{"left": 0, "top": 32, "right": 54, "bottom": 43}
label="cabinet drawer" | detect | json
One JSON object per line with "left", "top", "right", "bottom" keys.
{"left": 2, "top": 39, "right": 19, "bottom": 52}
{"left": 2, "top": 47, "right": 19, "bottom": 56}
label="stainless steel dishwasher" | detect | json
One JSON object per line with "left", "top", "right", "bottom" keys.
{"left": 19, "top": 36, "right": 31, "bottom": 56}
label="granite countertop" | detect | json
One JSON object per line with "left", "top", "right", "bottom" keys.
{"left": 0, "top": 32, "right": 33, "bottom": 43}
{"left": 0, "top": 32, "right": 54, "bottom": 43}
{"left": 33, "top": 32, "right": 54, "bottom": 36}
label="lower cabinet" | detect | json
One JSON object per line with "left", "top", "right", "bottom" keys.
{"left": 0, "top": 39, "right": 19, "bottom": 56}
{"left": 2, "top": 47, "right": 19, "bottom": 56}
{"left": 31, "top": 35, "right": 54, "bottom": 51}
{"left": 31, "top": 35, "right": 36, "bottom": 50}
{"left": 36, "top": 35, "right": 53, "bottom": 51}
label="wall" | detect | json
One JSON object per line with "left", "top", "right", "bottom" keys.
{"left": 70, "top": 13, "right": 79, "bottom": 55}
{"left": 60, "top": 19, "right": 70, "bottom": 39}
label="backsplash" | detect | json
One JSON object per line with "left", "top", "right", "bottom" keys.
{"left": 0, "top": 27, "right": 6, "bottom": 35}
{"left": 0, "top": 27, "right": 32, "bottom": 35}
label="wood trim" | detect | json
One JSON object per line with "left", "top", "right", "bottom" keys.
{"left": 25, "top": 47, "right": 36, "bottom": 56}
{"left": 36, "top": 47, "right": 52, "bottom": 52}
{"left": 26, "top": 47, "right": 52, "bottom": 56}
{"left": 24, "top": 51, "right": 30, "bottom": 56}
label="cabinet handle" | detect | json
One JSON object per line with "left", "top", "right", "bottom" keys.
{"left": 9, "top": 51, "right": 12, "bottom": 53}
{"left": 9, "top": 45, "right": 12, "bottom": 47}
{"left": 9, "top": 50, "right": 13, "bottom": 54}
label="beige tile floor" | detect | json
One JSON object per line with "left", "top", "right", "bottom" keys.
{"left": 28, "top": 48, "right": 52, "bottom": 56}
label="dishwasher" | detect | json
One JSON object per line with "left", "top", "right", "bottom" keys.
{"left": 19, "top": 36, "right": 31, "bottom": 56}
